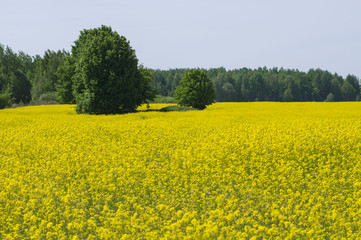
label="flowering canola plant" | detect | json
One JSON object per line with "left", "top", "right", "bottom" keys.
{"left": 0, "top": 102, "right": 361, "bottom": 239}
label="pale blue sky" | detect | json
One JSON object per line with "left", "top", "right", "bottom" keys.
{"left": 1, "top": 0, "right": 361, "bottom": 77}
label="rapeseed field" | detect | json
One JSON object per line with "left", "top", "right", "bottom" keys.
{"left": 0, "top": 103, "right": 360, "bottom": 239}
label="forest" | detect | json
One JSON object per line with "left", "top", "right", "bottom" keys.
{"left": 0, "top": 43, "right": 360, "bottom": 106}
{"left": 153, "top": 67, "right": 360, "bottom": 102}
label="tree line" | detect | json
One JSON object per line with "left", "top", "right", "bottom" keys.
{"left": 153, "top": 67, "right": 360, "bottom": 102}
{"left": 0, "top": 43, "right": 68, "bottom": 106}
{"left": 1, "top": 42, "right": 360, "bottom": 109}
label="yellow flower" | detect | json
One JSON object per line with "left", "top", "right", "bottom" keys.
{"left": 0, "top": 102, "right": 360, "bottom": 238}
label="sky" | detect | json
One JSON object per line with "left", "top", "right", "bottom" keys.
{"left": 1, "top": 0, "right": 361, "bottom": 77}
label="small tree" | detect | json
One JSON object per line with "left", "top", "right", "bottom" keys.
{"left": 174, "top": 69, "right": 216, "bottom": 110}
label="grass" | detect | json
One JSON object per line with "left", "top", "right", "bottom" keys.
{"left": 138, "top": 104, "right": 198, "bottom": 112}
{"left": 159, "top": 105, "right": 197, "bottom": 112}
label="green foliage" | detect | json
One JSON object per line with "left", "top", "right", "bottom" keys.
{"left": 11, "top": 69, "right": 31, "bottom": 103}
{"left": 150, "top": 95, "right": 175, "bottom": 103}
{"left": 138, "top": 66, "right": 157, "bottom": 104}
{"left": 345, "top": 74, "right": 360, "bottom": 94}
{"left": 174, "top": 69, "right": 216, "bottom": 110}
{"left": 341, "top": 80, "right": 357, "bottom": 101}
{"left": 282, "top": 87, "right": 293, "bottom": 102}
{"left": 152, "top": 68, "right": 361, "bottom": 102}
{"left": 1, "top": 41, "right": 361, "bottom": 104}
{"left": 151, "top": 69, "right": 189, "bottom": 96}
{"left": 0, "top": 44, "right": 32, "bottom": 104}
{"left": 30, "top": 50, "right": 68, "bottom": 101}
{"left": 71, "top": 25, "right": 155, "bottom": 114}
{"left": 0, "top": 93, "right": 10, "bottom": 109}
{"left": 221, "top": 82, "right": 236, "bottom": 101}
{"left": 39, "top": 91, "right": 58, "bottom": 103}
{"left": 325, "top": 93, "right": 335, "bottom": 102}
{"left": 56, "top": 56, "right": 75, "bottom": 103}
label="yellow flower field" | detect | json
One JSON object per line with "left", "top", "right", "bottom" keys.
{"left": 0, "top": 103, "right": 361, "bottom": 239}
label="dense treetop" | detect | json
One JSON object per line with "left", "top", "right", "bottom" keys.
{"left": 57, "top": 25, "right": 156, "bottom": 114}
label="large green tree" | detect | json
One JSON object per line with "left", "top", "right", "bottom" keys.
{"left": 69, "top": 25, "right": 155, "bottom": 114}
{"left": 174, "top": 69, "right": 216, "bottom": 110}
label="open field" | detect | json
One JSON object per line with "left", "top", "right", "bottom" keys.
{"left": 1, "top": 103, "right": 361, "bottom": 239}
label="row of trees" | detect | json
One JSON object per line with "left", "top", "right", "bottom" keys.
{"left": 0, "top": 44, "right": 68, "bottom": 105}
{"left": 1, "top": 38, "right": 360, "bottom": 110}
{"left": 153, "top": 67, "right": 361, "bottom": 102}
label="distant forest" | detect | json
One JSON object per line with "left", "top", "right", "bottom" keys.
{"left": 0, "top": 43, "right": 360, "bottom": 105}
{"left": 153, "top": 68, "right": 360, "bottom": 102}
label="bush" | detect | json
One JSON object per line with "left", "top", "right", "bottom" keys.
{"left": 0, "top": 93, "right": 10, "bottom": 109}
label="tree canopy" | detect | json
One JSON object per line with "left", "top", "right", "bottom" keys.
{"left": 174, "top": 69, "right": 216, "bottom": 110}
{"left": 59, "top": 25, "right": 156, "bottom": 114}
